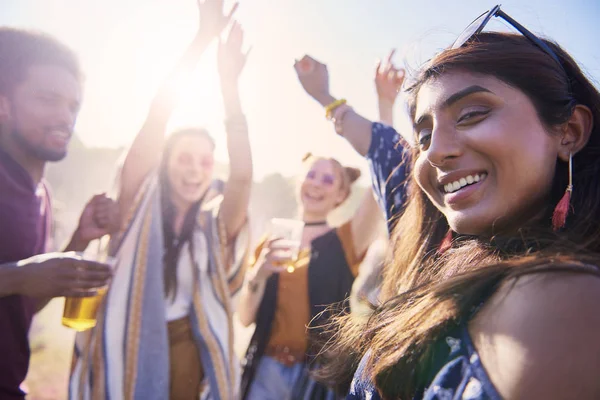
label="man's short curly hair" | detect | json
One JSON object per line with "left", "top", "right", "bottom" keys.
{"left": 0, "top": 27, "right": 82, "bottom": 94}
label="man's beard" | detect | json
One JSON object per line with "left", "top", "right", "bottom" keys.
{"left": 11, "top": 127, "right": 68, "bottom": 162}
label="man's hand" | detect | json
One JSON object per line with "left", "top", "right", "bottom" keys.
{"left": 16, "top": 252, "right": 112, "bottom": 298}
{"left": 76, "top": 194, "right": 120, "bottom": 244}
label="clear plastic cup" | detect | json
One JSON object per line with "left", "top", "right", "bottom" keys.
{"left": 268, "top": 218, "right": 305, "bottom": 272}
{"left": 61, "top": 253, "right": 116, "bottom": 332}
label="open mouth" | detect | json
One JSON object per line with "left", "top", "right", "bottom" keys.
{"left": 303, "top": 192, "right": 325, "bottom": 202}
{"left": 442, "top": 173, "right": 487, "bottom": 194}
{"left": 182, "top": 180, "right": 203, "bottom": 191}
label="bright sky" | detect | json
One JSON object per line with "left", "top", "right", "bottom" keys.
{"left": 3, "top": 0, "right": 599, "bottom": 180}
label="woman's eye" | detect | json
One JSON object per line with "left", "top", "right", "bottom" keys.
{"left": 322, "top": 175, "right": 335, "bottom": 186}
{"left": 457, "top": 109, "right": 490, "bottom": 124}
{"left": 417, "top": 129, "right": 432, "bottom": 150}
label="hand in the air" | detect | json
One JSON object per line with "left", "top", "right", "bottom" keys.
{"left": 218, "top": 21, "right": 251, "bottom": 82}
{"left": 197, "top": 0, "right": 238, "bottom": 38}
{"left": 294, "top": 55, "right": 333, "bottom": 106}
{"left": 375, "top": 49, "right": 405, "bottom": 104}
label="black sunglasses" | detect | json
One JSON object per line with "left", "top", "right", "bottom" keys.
{"left": 452, "top": 4, "right": 564, "bottom": 70}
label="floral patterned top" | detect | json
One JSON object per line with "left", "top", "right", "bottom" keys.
{"left": 367, "top": 123, "right": 410, "bottom": 233}
{"left": 347, "top": 325, "right": 502, "bottom": 400}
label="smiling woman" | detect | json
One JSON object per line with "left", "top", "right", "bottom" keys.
{"left": 317, "top": 12, "right": 600, "bottom": 399}
{"left": 237, "top": 153, "right": 382, "bottom": 400}
{"left": 412, "top": 74, "right": 561, "bottom": 236}
{"left": 69, "top": 1, "right": 255, "bottom": 399}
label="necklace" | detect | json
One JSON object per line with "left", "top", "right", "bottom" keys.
{"left": 304, "top": 221, "right": 327, "bottom": 227}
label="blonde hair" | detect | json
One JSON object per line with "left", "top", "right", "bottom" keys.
{"left": 302, "top": 152, "right": 361, "bottom": 204}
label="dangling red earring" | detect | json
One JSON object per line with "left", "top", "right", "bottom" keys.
{"left": 552, "top": 152, "right": 573, "bottom": 231}
{"left": 439, "top": 230, "right": 453, "bottom": 253}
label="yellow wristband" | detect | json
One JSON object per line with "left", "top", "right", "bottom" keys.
{"left": 324, "top": 99, "right": 347, "bottom": 120}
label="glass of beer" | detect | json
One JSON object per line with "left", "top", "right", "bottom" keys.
{"left": 268, "top": 218, "right": 304, "bottom": 273}
{"left": 62, "top": 253, "right": 116, "bottom": 332}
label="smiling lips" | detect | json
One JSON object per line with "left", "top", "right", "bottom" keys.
{"left": 184, "top": 180, "right": 201, "bottom": 186}
{"left": 442, "top": 173, "right": 487, "bottom": 194}
{"left": 48, "top": 130, "right": 71, "bottom": 146}
{"left": 304, "top": 192, "right": 324, "bottom": 202}
{"left": 182, "top": 179, "right": 202, "bottom": 190}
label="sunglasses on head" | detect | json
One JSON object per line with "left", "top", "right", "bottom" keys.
{"left": 452, "top": 4, "right": 565, "bottom": 72}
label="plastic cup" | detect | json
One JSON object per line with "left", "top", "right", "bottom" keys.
{"left": 268, "top": 218, "right": 304, "bottom": 272}
{"left": 61, "top": 253, "right": 116, "bottom": 332}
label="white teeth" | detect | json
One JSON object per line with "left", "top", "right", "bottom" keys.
{"left": 50, "top": 130, "right": 69, "bottom": 139}
{"left": 443, "top": 173, "right": 487, "bottom": 194}
{"left": 306, "top": 193, "right": 323, "bottom": 201}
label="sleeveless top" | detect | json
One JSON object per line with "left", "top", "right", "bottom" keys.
{"left": 347, "top": 325, "right": 502, "bottom": 400}
{"left": 241, "top": 223, "right": 360, "bottom": 399}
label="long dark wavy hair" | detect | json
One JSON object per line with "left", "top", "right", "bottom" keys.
{"left": 318, "top": 32, "right": 600, "bottom": 399}
{"left": 159, "top": 127, "right": 215, "bottom": 300}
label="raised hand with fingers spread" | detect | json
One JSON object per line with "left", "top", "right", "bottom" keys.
{"left": 197, "top": 0, "right": 239, "bottom": 38}
{"left": 119, "top": 0, "right": 238, "bottom": 223}
{"left": 375, "top": 49, "right": 405, "bottom": 103}
{"left": 218, "top": 21, "right": 251, "bottom": 84}
{"left": 375, "top": 49, "right": 405, "bottom": 125}
{"left": 215, "top": 18, "right": 254, "bottom": 244}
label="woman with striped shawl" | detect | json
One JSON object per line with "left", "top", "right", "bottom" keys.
{"left": 69, "top": 1, "right": 252, "bottom": 399}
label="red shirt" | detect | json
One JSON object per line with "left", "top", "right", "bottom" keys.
{"left": 0, "top": 149, "right": 51, "bottom": 399}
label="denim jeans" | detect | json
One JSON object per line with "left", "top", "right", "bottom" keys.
{"left": 246, "top": 356, "right": 305, "bottom": 400}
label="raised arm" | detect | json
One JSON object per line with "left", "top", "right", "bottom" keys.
{"left": 375, "top": 49, "right": 405, "bottom": 127}
{"left": 350, "top": 188, "right": 385, "bottom": 261}
{"left": 295, "top": 55, "right": 411, "bottom": 230}
{"left": 217, "top": 22, "right": 253, "bottom": 240}
{"left": 294, "top": 55, "right": 372, "bottom": 156}
{"left": 118, "top": 0, "right": 237, "bottom": 219}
